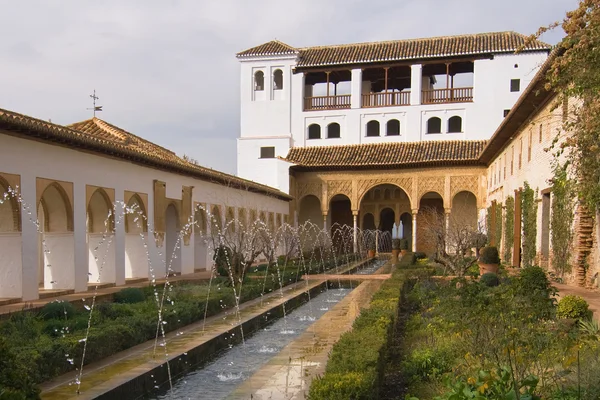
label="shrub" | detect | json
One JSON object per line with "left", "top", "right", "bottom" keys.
{"left": 399, "top": 252, "right": 417, "bottom": 267}
{"left": 402, "top": 345, "right": 454, "bottom": 381}
{"left": 557, "top": 295, "right": 591, "bottom": 320}
{"left": 479, "top": 246, "right": 500, "bottom": 264}
{"left": 480, "top": 272, "right": 500, "bottom": 287}
{"left": 392, "top": 239, "right": 401, "bottom": 250}
{"left": 113, "top": 288, "right": 146, "bottom": 304}
{"left": 0, "top": 336, "right": 40, "bottom": 399}
{"left": 414, "top": 251, "right": 427, "bottom": 260}
{"left": 400, "top": 239, "right": 410, "bottom": 250}
{"left": 309, "top": 371, "right": 375, "bottom": 400}
{"left": 40, "top": 301, "right": 77, "bottom": 320}
{"left": 518, "top": 266, "right": 551, "bottom": 294}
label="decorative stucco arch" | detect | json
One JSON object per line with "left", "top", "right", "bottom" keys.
{"left": 38, "top": 181, "right": 74, "bottom": 232}
{"left": 125, "top": 193, "right": 148, "bottom": 233}
{"left": 0, "top": 175, "right": 20, "bottom": 232}
{"left": 357, "top": 179, "right": 414, "bottom": 211}
{"left": 87, "top": 187, "right": 115, "bottom": 233}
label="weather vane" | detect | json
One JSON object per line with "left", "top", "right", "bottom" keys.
{"left": 87, "top": 90, "right": 103, "bottom": 117}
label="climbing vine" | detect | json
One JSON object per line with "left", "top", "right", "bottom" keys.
{"left": 495, "top": 202, "right": 503, "bottom": 252}
{"left": 504, "top": 196, "right": 515, "bottom": 263}
{"left": 486, "top": 205, "right": 493, "bottom": 244}
{"left": 521, "top": 182, "right": 538, "bottom": 267}
{"left": 550, "top": 162, "right": 575, "bottom": 275}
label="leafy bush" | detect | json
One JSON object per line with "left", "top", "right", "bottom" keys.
{"left": 402, "top": 346, "right": 454, "bottom": 381}
{"left": 557, "top": 295, "right": 590, "bottom": 320}
{"left": 113, "top": 287, "right": 146, "bottom": 304}
{"left": 309, "top": 371, "right": 375, "bottom": 400}
{"left": 479, "top": 246, "right": 500, "bottom": 264}
{"left": 0, "top": 336, "right": 40, "bottom": 399}
{"left": 518, "top": 266, "right": 552, "bottom": 295}
{"left": 40, "top": 301, "right": 77, "bottom": 320}
{"left": 414, "top": 251, "right": 426, "bottom": 260}
{"left": 399, "top": 252, "right": 417, "bottom": 267}
{"left": 480, "top": 272, "right": 500, "bottom": 287}
{"left": 392, "top": 238, "right": 401, "bottom": 250}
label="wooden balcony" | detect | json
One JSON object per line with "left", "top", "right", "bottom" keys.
{"left": 422, "top": 87, "right": 473, "bottom": 104}
{"left": 362, "top": 91, "right": 410, "bottom": 108}
{"left": 304, "top": 95, "right": 351, "bottom": 111}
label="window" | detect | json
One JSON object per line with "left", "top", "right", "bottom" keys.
{"left": 503, "top": 154, "right": 507, "bottom": 179}
{"left": 273, "top": 69, "right": 283, "bottom": 90}
{"left": 366, "top": 120, "right": 380, "bottom": 137}
{"left": 539, "top": 124, "right": 543, "bottom": 143}
{"left": 254, "top": 71, "right": 264, "bottom": 91}
{"left": 426, "top": 117, "right": 441, "bottom": 134}
{"left": 528, "top": 131, "right": 533, "bottom": 161}
{"left": 519, "top": 138, "right": 522, "bottom": 169}
{"left": 503, "top": 109, "right": 511, "bottom": 117}
{"left": 447, "top": 116, "right": 462, "bottom": 133}
{"left": 510, "top": 79, "right": 520, "bottom": 92}
{"left": 308, "top": 124, "right": 321, "bottom": 139}
{"left": 327, "top": 123, "right": 341, "bottom": 139}
{"left": 511, "top": 146, "right": 514, "bottom": 175}
{"left": 386, "top": 119, "right": 400, "bottom": 136}
{"left": 260, "top": 146, "right": 275, "bottom": 158}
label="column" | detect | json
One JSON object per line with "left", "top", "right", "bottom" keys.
{"left": 73, "top": 182, "right": 89, "bottom": 292}
{"left": 444, "top": 209, "right": 451, "bottom": 253}
{"left": 350, "top": 68, "right": 363, "bottom": 109}
{"left": 374, "top": 214, "right": 380, "bottom": 254}
{"left": 20, "top": 174, "right": 38, "bottom": 301}
{"left": 323, "top": 213, "right": 328, "bottom": 231}
{"left": 411, "top": 210, "right": 418, "bottom": 252}
{"left": 352, "top": 212, "right": 358, "bottom": 254}
{"left": 410, "top": 64, "right": 423, "bottom": 105}
{"left": 114, "top": 189, "right": 126, "bottom": 286}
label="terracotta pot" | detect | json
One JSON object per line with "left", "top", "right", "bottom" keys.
{"left": 368, "top": 250, "right": 376, "bottom": 258}
{"left": 478, "top": 262, "right": 499, "bottom": 275}
{"left": 391, "top": 249, "right": 400, "bottom": 263}
{"left": 401, "top": 249, "right": 408, "bottom": 256}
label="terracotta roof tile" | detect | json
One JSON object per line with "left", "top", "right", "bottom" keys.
{"left": 237, "top": 40, "right": 298, "bottom": 58}
{"left": 0, "top": 109, "right": 290, "bottom": 200}
{"left": 284, "top": 140, "right": 486, "bottom": 170}
{"left": 238, "top": 32, "right": 550, "bottom": 67}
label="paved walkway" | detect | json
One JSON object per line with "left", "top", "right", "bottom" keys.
{"left": 40, "top": 260, "right": 374, "bottom": 400}
{"left": 554, "top": 282, "right": 600, "bottom": 322}
{"left": 0, "top": 271, "right": 212, "bottom": 317}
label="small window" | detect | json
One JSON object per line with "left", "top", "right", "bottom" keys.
{"left": 327, "top": 123, "right": 341, "bottom": 139}
{"left": 447, "top": 116, "right": 462, "bottom": 133}
{"left": 426, "top": 117, "right": 441, "bottom": 134}
{"left": 510, "top": 79, "right": 520, "bottom": 92}
{"left": 254, "top": 71, "right": 264, "bottom": 91}
{"left": 366, "top": 120, "right": 380, "bottom": 137}
{"left": 260, "top": 147, "right": 275, "bottom": 158}
{"left": 539, "top": 124, "right": 543, "bottom": 143}
{"left": 386, "top": 119, "right": 400, "bottom": 136}
{"left": 528, "top": 131, "right": 533, "bottom": 162}
{"left": 503, "top": 109, "right": 511, "bottom": 117}
{"left": 308, "top": 124, "right": 321, "bottom": 139}
{"left": 519, "top": 139, "right": 523, "bottom": 169}
{"left": 511, "top": 146, "right": 514, "bottom": 175}
{"left": 273, "top": 69, "right": 283, "bottom": 90}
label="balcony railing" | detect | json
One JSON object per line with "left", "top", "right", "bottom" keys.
{"left": 304, "top": 95, "right": 351, "bottom": 111}
{"left": 422, "top": 87, "right": 473, "bottom": 104}
{"left": 362, "top": 91, "right": 410, "bottom": 108}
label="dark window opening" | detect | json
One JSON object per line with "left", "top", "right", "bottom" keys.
{"left": 327, "top": 123, "right": 341, "bottom": 138}
{"left": 273, "top": 69, "right": 283, "bottom": 90}
{"left": 426, "top": 117, "right": 441, "bottom": 134}
{"left": 504, "top": 109, "right": 511, "bottom": 117}
{"left": 308, "top": 124, "right": 321, "bottom": 139}
{"left": 386, "top": 119, "right": 400, "bottom": 136}
{"left": 366, "top": 120, "right": 380, "bottom": 137}
{"left": 260, "top": 146, "right": 275, "bottom": 158}
{"left": 254, "top": 71, "right": 264, "bottom": 91}
{"left": 448, "top": 116, "right": 462, "bottom": 133}
{"left": 510, "top": 79, "right": 520, "bottom": 92}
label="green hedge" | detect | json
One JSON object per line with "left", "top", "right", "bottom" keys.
{"left": 309, "top": 269, "right": 405, "bottom": 399}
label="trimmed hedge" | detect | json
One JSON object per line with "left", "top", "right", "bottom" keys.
{"left": 309, "top": 269, "right": 405, "bottom": 399}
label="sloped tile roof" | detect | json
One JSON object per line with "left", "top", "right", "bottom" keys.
{"left": 237, "top": 40, "right": 298, "bottom": 58}
{"left": 0, "top": 109, "right": 291, "bottom": 200}
{"left": 238, "top": 32, "right": 550, "bottom": 67}
{"left": 284, "top": 140, "right": 487, "bottom": 170}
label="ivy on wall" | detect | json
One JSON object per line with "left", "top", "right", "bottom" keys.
{"left": 521, "top": 182, "right": 538, "bottom": 267}
{"left": 486, "top": 205, "right": 493, "bottom": 244}
{"left": 550, "top": 163, "right": 575, "bottom": 275}
{"left": 504, "top": 196, "right": 515, "bottom": 263}
{"left": 495, "top": 202, "right": 503, "bottom": 252}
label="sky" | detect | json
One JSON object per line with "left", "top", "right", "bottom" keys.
{"left": 0, "top": 0, "right": 578, "bottom": 175}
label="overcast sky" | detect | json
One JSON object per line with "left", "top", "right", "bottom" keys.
{"left": 0, "top": 0, "right": 577, "bottom": 175}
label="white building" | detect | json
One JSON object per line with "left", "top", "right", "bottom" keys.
{"left": 236, "top": 32, "right": 551, "bottom": 193}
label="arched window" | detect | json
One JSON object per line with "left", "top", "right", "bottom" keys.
{"left": 327, "top": 123, "right": 341, "bottom": 139}
{"left": 386, "top": 119, "right": 400, "bottom": 136}
{"left": 308, "top": 124, "right": 321, "bottom": 139}
{"left": 448, "top": 116, "right": 462, "bottom": 133}
{"left": 254, "top": 71, "right": 264, "bottom": 91}
{"left": 426, "top": 117, "right": 441, "bottom": 134}
{"left": 366, "top": 120, "right": 380, "bottom": 137}
{"left": 273, "top": 69, "right": 283, "bottom": 90}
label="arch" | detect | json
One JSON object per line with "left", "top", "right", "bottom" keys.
{"left": 362, "top": 213, "right": 376, "bottom": 230}
{"left": 249, "top": 209, "right": 257, "bottom": 225}
{"left": 327, "top": 122, "right": 341, "bottom": 139}
{"left": 298, "top": 195, "right": 322, "bottom": 228}
{"left": 87, "top": 188, "right": 114, "bottom": 233}
{"left": 0, "top": 177, "right": 19, "bottom": 232}
{"left": 194, "top": 206, "right": 207, "bottom": 235}
{"left": 166, "top": 203, "right": 182, "bottom": 275}
{"left": 125, "top": 194, "right": 147, "bottom": 233}
{"left": 379, "top": 207, "right": 395, "bottom": 234}
{"left": 366, "top": 120, "right": 380, "bottom": 137}
{"left": 225, "top": 207, "right": 236, "bottom": 235}
{"left": 308, "top": 124, "right": 321, "bottom": 139}
{"left": 448, "top": 116, "right": 463, "bottom": 133}
{"left": 211, "top": 205, "right": 223, "bottom": 233}
{"left": 427, "top": 117, "right": 442, "bottom": 134}
{"left": 358, "top": 183, "right": 412, "bottom": 210}
{"left": 38, "top": 183, "right": 73, "bottom": 232}
{"left": 417, "top": 191, "right": 444, "bottom": 254}
{"left": 237, "top": 208, "right": 247, "bottom": 229}
{"left": 254, "top": 71, "right": 264, "bottom": 91}
{"left": 87, "top": 188, "right": 116, "bottom": 284}
{"left": 273, "top": 69, "right": 283, "bottom": 90}
{"left": 451, "top": 191, "right": 478, "bottom": 230}
{"left": 386, "top": 119, "right": 400, "bottom": 136}
{"left": 399, "top": 212, "right": 412, "bottom": 247}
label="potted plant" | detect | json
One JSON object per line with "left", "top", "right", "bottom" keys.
{"left": 391, "top": 238, "right": 401, "bottom": 262}
{"left": 400, "top": 238, "right": 409, "bottom": 256}
{"left": 478, "top": 246, "right": 500, "bottom": 275}
{"left": 367, "top": 237, "right": 376, "bottom": 258}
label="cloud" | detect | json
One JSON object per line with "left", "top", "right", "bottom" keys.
{"left": 0, "top": 0, "right": 577, "bottom": 175}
